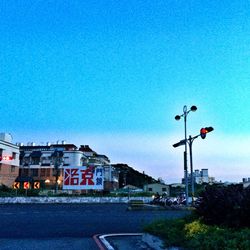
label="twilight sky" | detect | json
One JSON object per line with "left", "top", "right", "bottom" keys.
{"left": 1, "top": 0, "right": 250, "bottom": 183}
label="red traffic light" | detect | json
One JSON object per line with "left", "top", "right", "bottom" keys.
{"left": 200, "top": 127, "right": 214, "bottom": 139}
{"left": 200, "top": 128, "right": 207, "bottom": 139}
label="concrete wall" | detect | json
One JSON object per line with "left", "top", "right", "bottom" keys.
{"left": 0, "top": 196, "right": 153, "bottom": 204}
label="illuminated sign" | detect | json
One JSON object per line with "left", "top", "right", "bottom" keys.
{"left": 23, "top": 182, "right": 30, "bottom": 189}
{"left": 34, "top": 182, "right": 40, "bottom": 189}
{"left": 0, "top": 156, "right": 13, "bottom": 161}
{"left": 63, "top": 166, "right": 104, "bottom": 190}
{"left": 13, "top": 182, "right": 20, "bottom": 189}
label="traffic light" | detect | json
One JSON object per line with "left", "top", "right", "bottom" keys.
{"left": 200, "top": 127, "right": 214, "bottom": 139}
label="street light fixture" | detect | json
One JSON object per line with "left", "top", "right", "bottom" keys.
{"left": 190, "top": 106, "right": 197, "bottom": 112}
{"left": 174, "top": 105, "right": 197, "bottom": 205}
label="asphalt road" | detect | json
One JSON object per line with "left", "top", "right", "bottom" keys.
{"left": 0, "top": 203, "right": 189, "bottom": 249}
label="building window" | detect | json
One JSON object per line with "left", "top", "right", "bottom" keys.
{"left": 41, "top": 169, "right": 46, "bottom": 177}
{"left": 31, "top": 158, "right": 40, "bottom": 165}
{"left": 149, "top": 188, "right": 152, "bottom": 191}
{"left": 11, "top": 165, "right": 15, "bottom": 173}
{"left": 162, "top": 188, "right": 167, "bottom": 192}
{"left": 12, "top": 152, "right": 17, "bottom": 160}
{"left": 46, "top": 169, "right": 51, "bottom": 177}
{"left": 31, "top": 169, "right": 38, "bottom": 177}
{"left": 41, "top": 168, "right": 53, "bottom": 177}
{"left": 23, "top": 169, "right": 29, "bottom": 176}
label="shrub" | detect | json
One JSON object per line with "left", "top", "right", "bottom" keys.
{"left": 0, "top": 184, "right": 16, "bottom": 197}
{"left": 185, "top": 224, "right": 250, "bottom": 250}
{"left": 0, "top": 184, "right": 12, "bottom": 192}
{"left": 184, "top": 220, "right": 209, "bottom": 238}
{"left": 195, "top": 184, "right": 250, "bottom": 228}
{"left": 145, "top": 217, "right": 250, "bottom": 250}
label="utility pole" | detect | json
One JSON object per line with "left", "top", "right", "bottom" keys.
{"left": 173, "top": 126, "right": 214, "bottom": 205}
{"left": 175, "top": 105, "right": 197, "bottom": 205}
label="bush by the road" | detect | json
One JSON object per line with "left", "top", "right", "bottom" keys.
{"left": 195, "top": 184, "right": 250, "bottom": 228}
{"left": 144, "top": 217, "right": 250, "bottom": 249}
{"left": 0, "top": 185, "right": 40, "bottom": 197}
{"left": 0, "top": 185, "right": 16, "bottom": 197}
{"left": 144, "top": 184, "right": 250, "bottom": 249}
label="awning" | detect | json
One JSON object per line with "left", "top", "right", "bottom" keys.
{"left": 30, "top": 151, "right": 42, "bottom": 158}
{"left": 41, "top": 153, "right": 52, "bottom": 158}
{"left": 51, "top": 151, "right": 64, "bottom": 157}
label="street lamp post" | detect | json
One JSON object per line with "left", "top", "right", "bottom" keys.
{"left": 188, "top": 134, "right": 199, "bottom": 204}
{"left": 174, "top": 127, "right": 214, "bottom": 205}
{"left": 175, "top": 105, "right": 197, "bottom": 205}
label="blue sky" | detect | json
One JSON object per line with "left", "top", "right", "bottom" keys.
{"left": 1, "top": 0, "right": 250, "bottom": 183}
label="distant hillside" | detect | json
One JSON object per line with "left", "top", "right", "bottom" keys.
{"left": 112, "top": 163, "right": 158, "bottom": 188}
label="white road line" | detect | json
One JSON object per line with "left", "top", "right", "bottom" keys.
{"left": 99, "top": 233, "right": 143, "bottom": 250}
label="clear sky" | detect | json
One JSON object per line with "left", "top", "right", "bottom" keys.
{"left": 1, "top": 0, "right": 250, "bottom": 183}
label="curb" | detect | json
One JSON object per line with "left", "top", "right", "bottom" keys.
{"left": 142, "top": 233, "right": 166, "bottom": 250}
{"left": 100, "top": 233, "right": 143, "bottom": 250}
{"left": 94, "top": 233, "right": 166, "bottom": 250}
{"left": 127, "top": 204, "right": 166, "bottom": 211}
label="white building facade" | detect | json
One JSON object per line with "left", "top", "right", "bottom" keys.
{"left": 0, "top": 133, "right": 20, "bottom": 187}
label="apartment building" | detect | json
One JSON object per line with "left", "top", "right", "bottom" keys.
{"left": 18, "top": 142, "right": 118, "bottom": 191}
{"left": 19, "top": 142, "right": 84, "bottom": 188}
{"left": 0, "top": 133, "right": 20, "bottom": 187}
{"left": 242, "top": 177, "right": 250, "bottom": 188}
{"left": 183, "top": 168, "right": 215, "bottom": 185}
{"left": 193, "top": 169, "right": 215, "bottom": 184}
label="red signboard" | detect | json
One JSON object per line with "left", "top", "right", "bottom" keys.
{"left": 63, "top": 166, "right": 104, "bottom": 190}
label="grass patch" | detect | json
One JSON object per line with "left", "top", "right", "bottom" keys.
{"left": 144, "top": 215, "right": 250, "bottom": 250}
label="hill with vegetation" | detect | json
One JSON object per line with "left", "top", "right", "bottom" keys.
{"left": 112, "top": 163, "right": 158, "bottom": 188}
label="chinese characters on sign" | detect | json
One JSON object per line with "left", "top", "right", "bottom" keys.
{"left": 63, "top": 166, "right": 104, "bottom": 190}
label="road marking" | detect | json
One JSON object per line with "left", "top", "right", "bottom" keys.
{"left": 98, "top": 233, "right": 143, "bottom": 250}
{"left": 93, "top": 234, "right": 106, "bottom": 250}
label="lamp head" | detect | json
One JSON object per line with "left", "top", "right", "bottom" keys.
{"left": 175, "top": 115, "right": 181, "bottom": 121}
{"left": 190, "top": 105, "right": 197, "bottom": 112}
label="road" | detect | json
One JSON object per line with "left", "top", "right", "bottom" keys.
{"left": 0, "top": 203, "right": 189, "bottom": 249}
